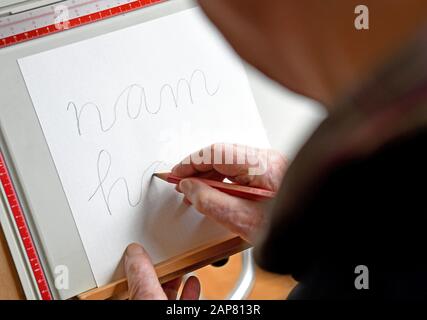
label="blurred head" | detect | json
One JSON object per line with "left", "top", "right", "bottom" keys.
{"left": 199, "top": 0, "right": 427, "bottom": 108}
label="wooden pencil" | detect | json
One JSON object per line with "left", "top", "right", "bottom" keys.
{"left": 154, "top": 172, "right": 276, "bottom": 201}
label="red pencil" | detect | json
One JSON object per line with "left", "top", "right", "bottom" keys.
{"left": 154, "top": 172, "right": 275, "bottom": 201}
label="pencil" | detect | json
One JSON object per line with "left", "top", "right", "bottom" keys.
{"left": 154, "top": 172, "right": 275, "bottom": 201}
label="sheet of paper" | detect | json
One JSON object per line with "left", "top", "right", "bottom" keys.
{"left": 18, "top": 7, "right": 269, "bottom": 286}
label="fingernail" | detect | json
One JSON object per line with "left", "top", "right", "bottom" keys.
{"left": 179, "top": 179, "right": 192, "bottom": 194}
{"left": 126, "top": 243, "right": 144, "bottom": 257}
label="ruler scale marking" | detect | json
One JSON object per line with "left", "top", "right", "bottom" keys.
{"left": 0, "top": 153, "right": 52, "bottom": 300}
{"left": 0, "top": 0, "right": 164, "bottom": 49}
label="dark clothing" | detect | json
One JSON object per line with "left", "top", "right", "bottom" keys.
{"left": 288, "top": 128, "right": 427, "bottom": 299}
{"left": 254, "top": 28, "right": 427, "bottom": 299}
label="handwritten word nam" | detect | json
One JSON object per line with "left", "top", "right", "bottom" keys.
{"left": 67, "top": 69, "right": 220, "bottom": 135}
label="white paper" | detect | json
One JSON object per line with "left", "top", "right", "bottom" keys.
{"left": 19, "top": 8, "right": 269, "bottom": 286}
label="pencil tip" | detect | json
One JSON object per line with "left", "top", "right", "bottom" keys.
{"left": 153, "top": 172, "right": 170, "bottom": 181}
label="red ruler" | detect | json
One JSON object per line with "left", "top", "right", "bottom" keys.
{"left": 0, "top": 0, "right": 164, "bottom": 299}
{"left": 0, "top": 153, "right": 52, "bottom": 300}
{"left": 0, "top": 0, "right": 164, "bottom": 49}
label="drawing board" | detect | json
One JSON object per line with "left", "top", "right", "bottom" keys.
{"left": 0, "top": 0, "right": 324, "bottom": 299}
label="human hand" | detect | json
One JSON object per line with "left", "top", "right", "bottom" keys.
{"left": 125, "top": 243, "right": 201, "bottom": 300}
{"left": 172, "top": 143, "right": 288, "bottom": 243}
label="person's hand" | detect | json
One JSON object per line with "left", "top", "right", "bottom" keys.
{"left": 172, "top": 143, "right": 288, "bottom": 243}
{"left": 125, "top": 243, "right": 201, "bottom": 300}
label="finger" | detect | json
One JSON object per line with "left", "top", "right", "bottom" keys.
{"left": 196, "top": 171, "right": 226, "bottom": 181}
{"left": 180, "top": 276, "right": 201, "bottom": 300}
{"left": 125, "top": 243, "right": 167, "bottom": 300}
{"left": 179, "top": 179, "right": 263, "bottom": 241}
{"left": 172, "top": 143, "right": 263, "bottom": 178}
{"left": 176, "top": 171, "right": 225, "bottom": 193}
{"left": 162, "top": 277, "right": 183, "bottom": 300}
{"left": 221, "top": 150, "right": 287, "bottom": 191}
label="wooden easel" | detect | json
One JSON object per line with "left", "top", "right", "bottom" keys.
{"left": 78, "top": 236, "right": 249, "bottom": 300}
{"left": 0, "top": 227, "right": 248, "bottom": 300}
{"left": 0, "top": 228, "right": 25, "bottom": 299}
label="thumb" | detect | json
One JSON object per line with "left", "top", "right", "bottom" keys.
{"left": 179, "top": 179, "right": 262, "bottom": 240}
{"left": 125, "top": 243, "right": 167, "bottom": 300}
{"left": 180, "top": 276, "right": 201, "bottom": 300}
